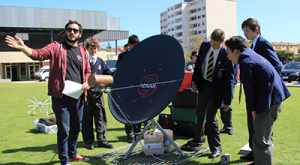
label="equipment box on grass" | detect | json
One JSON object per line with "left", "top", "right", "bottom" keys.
{"left": 169, "top": 105, "right": 197, "bottom": 123}
{"left": 171, "top": 120, "right": 197, "bottom": 138}
{"left": 172, "top": 90, "right": 198, "bottom": 107}
{"left": 32, "top": 121, "right": 57, "bottom": 134}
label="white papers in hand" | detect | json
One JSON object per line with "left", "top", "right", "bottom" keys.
{"left": 62, "top": 80, "right": 83, "bottom": 99}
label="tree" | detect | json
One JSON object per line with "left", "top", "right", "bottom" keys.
{"left": 276, "top": 50, "right": 295, "bottom": 64}
{"left": 106, "top": 43, "right": 112, "bottom": 49}
{"left": 182, "top": 34, "right": 206, "bottom": 63}
{"left": 294, "top": 54, "right": 300, "bottom": 62}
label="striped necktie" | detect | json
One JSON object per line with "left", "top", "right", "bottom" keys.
{"left": 206, "top": 50, "right": 214, "bottom": 81}
{"left": 91, "top": 57, "right": 96, "bottom": 65}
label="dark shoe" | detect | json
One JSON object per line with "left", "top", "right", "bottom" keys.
{"left": 240, "top": 151, "right": 254, "bottom": 161}
{"left": 208, "top": 149, "right": 222, "bottom": 158}
{"left": 98, "top": 143, "right": 114, "bottom": 148}
{"left": 200, "top": 138, "right": 206, "bottom": 144}
{"left": 128, "top": 137, "right": 134, "bottom": 143}
{"left": 220, "top": 128, "right": 227, "bottom": 133}
{"left": 220, "top": 129, "right": 234, "bottom": 135}
{"left": 247, "top": 162, "right": 255, "bottom": 165}
{"left": 186, "top": 139, "right": 198, "bottom": 145}
{"left": 85, "top": 144, "right": 94, "bottom": 150}
{"left": 181, "top": 142, "right": 201, "bottom": 151}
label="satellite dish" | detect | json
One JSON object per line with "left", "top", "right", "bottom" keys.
{"left": 108, "top": 35, "right": 185, "bottom": 124}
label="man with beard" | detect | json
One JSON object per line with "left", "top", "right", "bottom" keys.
{"left": 5, "top": 20, "right": 91, "bottom": 165}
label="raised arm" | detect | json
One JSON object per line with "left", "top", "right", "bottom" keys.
{"left": 5, "top": 35, "right": 32, "bottom": 57}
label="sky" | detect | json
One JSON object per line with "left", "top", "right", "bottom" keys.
{"left": 2, "top": 0, "right": 300, "bottom": 48}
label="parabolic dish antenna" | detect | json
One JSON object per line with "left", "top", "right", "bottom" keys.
{"left": 108, "top": 35, "right": 185, "bottom": 125}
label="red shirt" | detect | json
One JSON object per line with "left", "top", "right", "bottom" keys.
{"left": 30, "top": 41, "right": 91, "bottom": 99}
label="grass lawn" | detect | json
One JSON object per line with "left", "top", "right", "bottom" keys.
{"left": 0, "top": 82, "right": 299, "bottom": 165}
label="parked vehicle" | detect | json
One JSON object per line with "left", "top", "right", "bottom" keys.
{"left": 34, "top": 66, "right": 50, "bottom": 82}
{"left": 280, "top": 62, "right": 300, "bottom": 82}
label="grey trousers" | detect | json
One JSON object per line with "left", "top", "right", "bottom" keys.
{"left": 195, "top": 80, "right": 221, "bottom": 152}
{"left": 253, "top": 102, "right": 282, "bottom": 165}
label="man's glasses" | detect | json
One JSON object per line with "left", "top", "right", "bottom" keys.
{"left": 66, "top": 28, "right": 79, "bottom": 33}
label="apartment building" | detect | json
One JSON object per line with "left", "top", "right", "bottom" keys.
{"left": 271, "top": 42, "right": 299, "bottom": 55}
{"left": 160, "top": 0, "right": 237, "bottom": 44}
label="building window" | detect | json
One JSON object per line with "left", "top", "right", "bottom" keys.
{"left": 172, "top": 35, "right": 175, "bottom": 37}
{"left": 161, "top": 14, "right": 163, "bottom": 17}
{"left": 198, "top": 8, "right": 201, "bottom": 11}
{"left": 176, "top": 18, "right": 182, "bottom": 23}
{"left": 168, "top": 29, "right": 170, "bottom": 32}
{"left": 171, "top": 14, "right": 174, "bottom": 17}
{"left": 168, "top": 22, "right": 170, "bottom": 25}
{"left": 203, "top": 30, "right": 206, "bottom": 33}
{"left": 164, "top": 13, "right": 166, "bottom": 15}
{"left": 198, "top": 0, "right": 201, "bottom": 4}
{"left": 190, "top": 16, "right": 197, "bottom": 21}
{"left": 161, "top": 26, "right": 163, "bottom": 29}
{"left": 202, "top": 14, "right": 206, "bottom": 18}
{"left": 171, "top": 7, "right": 174, "bottom": 10}
{"left": 168, "top": 15, "right": 170, "bottom": 18}
{"left": 164, "top": 25, "right": 166, "bottom": 28}
{"left": 177, "top": 32, "right": 183, "bottom": 37}
{"left": 202, "top": 6, "right": 206, "bottom": 10}
{"left": 176, "top": 25, "right": 182, "bottom": 30}
{"left": 164, "top": 32, "right": 167, "bottom": 34}
{"left": 198, "top": 23, "right": 201, "bottom": 27}
{"left": 190, "top": 2, "right": 196, "bottom": 6}
{"left": 168, "top": 9, "right": 170, "bottom": 12}
{"left": 190, "top": 9, "right": 197, "bottom": 14}
{"left": 175, "top": 4, "right": 182, "bottom": 9}
{"left": 16, "top": 33, "right": 29, "bottom": 40}
{"left": 161, "top": 20, "right": 162, "bottom": 23}
{"left": 202, "top": 22, "right": 206, "bottom": 26}
{"left": 172, "top": 21, "right": 174, "bottom": 24}
{"left": 198, "top": 15, "right": 201, "bottom": 19}
{"left": 191, "top": 31, "right": 197, "bottom": 35}
{"left": 198, "top": 31, "right": 202, "bottom": 34}
{"left": 202, "top": 0, "right": 205, "bottom": 2}
{"left": 172, "top": 28, "right": 174, "bottom": 31}
{"left": 176, "top": 11, "right": 182, "bottom": 16}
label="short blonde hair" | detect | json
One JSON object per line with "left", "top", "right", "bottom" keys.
{"left": 85, "top": 37, "right": 99, "bottom": 49}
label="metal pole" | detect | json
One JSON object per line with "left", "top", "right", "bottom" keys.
{"left": 115, "top": 40, "right": 118, "bottom": 56}
{"left": 51, "top": 30, "right": 53, "bottom": 43}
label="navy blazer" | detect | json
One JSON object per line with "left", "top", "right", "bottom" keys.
{"left": 90, "top": 57, "right": 114, "bottom": 76}
{"left": 115, "top": 50, "right": 129, "bottom": 68}
{"left": 193, "top": 40, "right": 235, "bottom": 107}
{"left": 254, "top": 35, "right": 282, "bottom": 73}
{"left": 239, "top": 48, "right": 291, "bottom": 114}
